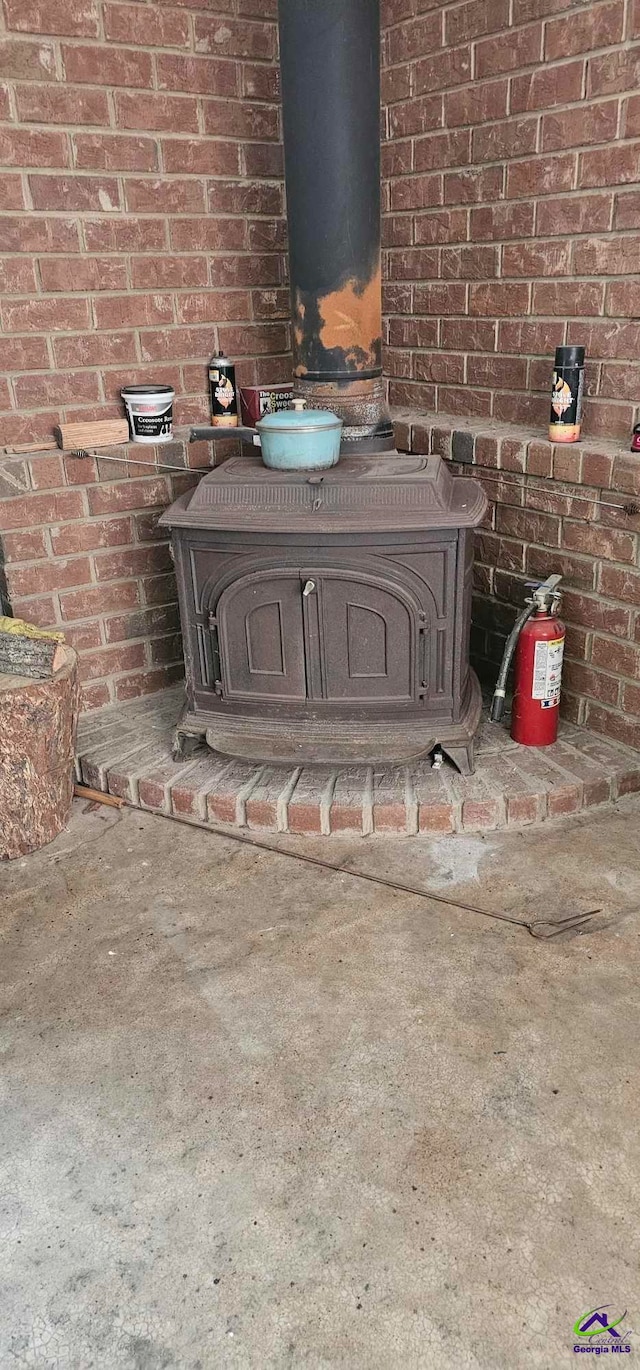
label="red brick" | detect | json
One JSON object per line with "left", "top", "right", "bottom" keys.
{"left": 413, "top": 45, "right": 472, "bottom": 95}
{"left": 388, "top": 247, "right": 439, "bottom": 280}
{"left": 0, "top": 488, "right": 85, "bottom": 531}
{"left": 50, "top": 516, "right": 132, "bottom": 555}
{"left": 27, "top": 453, "right": 64, "bottom": 490}
{"left": 115, "top": 91, "right": 199, "bottom": 133}
{"left": 6, "top": 556, "right": 92, "bottom": 597}
{"left": 131, "top": 255, "right": 209, "bottom": 289}
{"left": 468, "top": 355, "right": 527, "bottom": 388}
{"left": 599, "top": 564, "right": 640, "bottom": 604}
{"left": 30, "top": 174, "right": 121, "bottom": 212}
{"left": 614, "top": 191, "right": 640, "bottom": 230}
{"left": 1, "top": 528, "right": 48, "bottom": 561}
{"left": 414, "top": 282, "right": 466, "bottom": 314}
{"left": 79, "top": 642, "right": 146, "bottom": 682}
{"left": 469, "top": 281, "right": 530, "bottom": 315}
{"left": 54, "top": 332, "right": 137, "bottom": 369}
{"left": 0, "top": 259, "right": 38, "bottom": 293}
{"left": 173, "top": 290, "right": 252, "bottom": 326}
{"left": 441, "top": 245, "right": 498, "bottom": 278}
{"left": 13, "top": 370, "right": 101, "bottom": 408}
{"left": 104, "top": 604, "right": 179, "bottom": 643}
{"left": 587, "top": 46, "right": 640, "bottom": 97}
{"left": 92, "top": 294, "right": 174, "bottom": 329}
{"left": 497, "top": 504, "right": 560, "bottom": 544}
{"left": 2, "top": 297, "right": 91, "bottom": 334}
{"left": 418, "top": 802, "right": 456, "bottom": 833}
{"left": 40, "top": 256, "right": 128, "bottom": 293}
{"left": 444, "top": 80, "right": 508, "bottom": 128}
{"left": 414, "top": 129, "right": 471, "bottom": 171}
{"left": 389, "top": 173, "right": 443, "bottom": 211}
{"left": 388, "top": 12, "right": 442, "bottom": 64}
{"left": 194, "top": 15, "right": 276, "bottom": 59}
{"left": 62, "top": 622, "right": 103, "bottom": 652}
{"left": 389, "top": 94, "right": 443, "bottom": 139}
{"left": 578, "top": 320, "right": 640, "bottom": 360}
{"left": 626, "top": 95, "right": 640, "bottom": 138}
{"left": 0, "top": 37, "right": 57, "bottom": 80}
{"left": 388, "top": 317, "right": 439, "bottom": 348}
{"left": 470, "top": 201, "right": 535, "bottom": 240}
{"left": 502, "top": 240, "right": 571, "bottom": 277}
{"left": 511, "top": 60, "right": 584, "bottom": 113}
{"left": 156, "top": 53, "right": 238, "bottom": 97}
{"left": 413, "top": 208, "right": 468, "bottom": 243}
{"left": 506, "top": 153, "right": 575, "bottom": 199}
{"left": 446, "top": 0, "right": 510, "bottom": 44}
{"left": 600, "top": 362, "right": 640, "bottom": 401}
{"left": 241, "top": 58, "right": 279, "bottom": 101}
{"left": 605, "top": 280, "right": 640, "bottom": 317}
{"left": 563, "top": 662, "right": 619, "bottom": 709}
{"left": 62, "top": 43, "right": 153, "bottom": 88}
{"left": 536, "top": 193, "right": 613, "bottom": 236}
{"left": 104, "top": 3, "right": 190, "bottom": 47}
{"left": 114, "top": 664, "right": 183, "bottom": 702}
{"left": 94, "top": 544, "right": 172, "bottom": 582}
{"left": 87, "top": 477, "right": 170, "bottom": 516}
{"left": 0, "top": 127, "right": 69, "bottom": 167}
{"left": 208, "top": 180, "right": 282, "bottom": 216}
{"left": 124, "top": 177, "right": 205, "bottom": 215}
{"left": 244, "top": 142, "right": 284, "bottom": 178}
{"left": 475, "top": 22, "right": 541, "bottom": 77}
{"left": 547, "top": 785, "right": 581, "bottom": 817}
{"left": 545, "top": 0, "right": 624, "bottom": 59}
{"left": 4, "top": 0, "right": 99, "bottom": 36}
{"left": 542, "top": 101, "right": 618, "bottom": 154}
{"left": 84, "top": 218, "right": 167, "bottom": 252}
{"left": 60, "top": 580, "right": 140, "bottom": 621}
{"left": 507, "top": 793, "right": 546, "bottom": 825}
{"left": 532, "top": 281, "right": 603, "bottom": 315}
{"left": 580, "top": 143, "right": 640, "bottom": 189}
{"left": 444, "top": 165, "right": 503, "bottom": 203}
{"left": 592, "top": 635, "right": 640, "bottom": 679}
{"left": 10, "top": 594, "right": 58, "bottom": 627}
{"left": 16, "top": 84, "right": 110, "bottom": 125}
{"left": 462, "top": 797, "right": 504, "bottom": 829}
{"left": 74, "top": 132, "right": 158, "bottom": 172}
{"left": 161, "top": 137, "right": 240, "bottom": 177}
{"left": 472, "top": 116, "right": 537, "bottom": 162}
{"left": 0, "top": 176, "right": 25, "bottom": 210}
{"left": 564, "top": 519, "right": 636, "bottom": 563}
{"left": 587, "top": 704, "right": 640, "bottom": 750}
{"left": 202, "top": 98, "right": 279, "bottom": 141}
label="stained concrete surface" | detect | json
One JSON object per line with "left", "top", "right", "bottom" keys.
{"left": 1, "top": 797, "right": 640, "bottom": 1369}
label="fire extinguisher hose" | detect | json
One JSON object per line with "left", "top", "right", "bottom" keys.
{"left": 490, "top": 602, "right": 537, "bottom": 723}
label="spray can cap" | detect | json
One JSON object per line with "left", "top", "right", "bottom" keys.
{"left": 554, "top": 345, "right": 585, "bottom": 367}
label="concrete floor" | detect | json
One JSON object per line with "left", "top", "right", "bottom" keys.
{"left": 1, "top": 799, "right": 639, "bottom": 1369}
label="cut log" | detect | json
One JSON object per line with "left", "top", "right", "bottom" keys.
{"left": 54, "top": 418, "right": 129, "bottom": 451}
{"left": 0, "top": 617, "right": 66, "bottom": 679}
{"left": 0, "top": 645, "right": 79, "bottom": 860}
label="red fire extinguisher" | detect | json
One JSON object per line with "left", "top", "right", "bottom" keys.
{"left": 490, "top": 575, "right": 565, "bottom": 746}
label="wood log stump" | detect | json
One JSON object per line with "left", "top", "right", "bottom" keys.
{"left": 0, "top": 646, "right": 79, "bottom": 860}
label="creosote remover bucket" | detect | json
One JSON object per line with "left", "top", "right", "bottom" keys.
{"left": 121, "top": 384, "right": 174, "bottom": 444}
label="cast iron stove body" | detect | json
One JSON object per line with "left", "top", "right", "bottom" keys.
{"left": 159, "top": 451, "right": 487, "bottom": 772}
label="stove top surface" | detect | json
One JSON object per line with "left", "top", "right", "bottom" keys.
{"left": 159, "top": 449, "right": 487, "bottom": 532}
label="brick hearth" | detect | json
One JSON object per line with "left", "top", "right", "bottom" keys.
{"left": 76, "top": 685, "right": 640, "bottom": 836}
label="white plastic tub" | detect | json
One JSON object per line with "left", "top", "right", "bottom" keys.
{"left": 121, "top": 384, "right": 174, "bottom": 444}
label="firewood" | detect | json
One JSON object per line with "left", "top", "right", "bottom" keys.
{"left": 54, "top": 419, "right": 130, "bottom": 450}
{"left": 0, "top": 617, "right": 66, "bottom": 679}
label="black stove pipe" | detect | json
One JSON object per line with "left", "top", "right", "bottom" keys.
{"left": 277, "top": 0, "right": 393, "bottom": 451}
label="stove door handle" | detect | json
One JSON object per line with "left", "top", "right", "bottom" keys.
{"left": 302, "top": 579, "right": 316, "bottom": 597}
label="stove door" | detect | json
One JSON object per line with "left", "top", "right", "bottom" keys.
{"left": 307, "top": 571, "right": 416, "bottom": 704}
{"left": 217, "top": 571, "right": 307, "bottom": 701}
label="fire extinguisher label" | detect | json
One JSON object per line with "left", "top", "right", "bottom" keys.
{"left": 532, "top": 636, "right": 564, "bottom": 704}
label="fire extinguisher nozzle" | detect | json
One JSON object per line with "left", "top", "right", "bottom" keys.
{"left": 490, "top": 693, "right": 506, "bottom": 723}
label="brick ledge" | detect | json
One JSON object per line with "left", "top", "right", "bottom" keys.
{"left": 75, "top": 685, "right": 640, "bottom": 837}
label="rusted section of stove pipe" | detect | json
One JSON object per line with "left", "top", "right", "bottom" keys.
{"left": 277, "top": 0, "right": 393, "bottom": 450}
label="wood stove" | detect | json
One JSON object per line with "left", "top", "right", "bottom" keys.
{"left": 160, "top": 0, "right": 488, "bottom": 773}
{"left": 159, "top": 452, "right": 486, "bottom": 773}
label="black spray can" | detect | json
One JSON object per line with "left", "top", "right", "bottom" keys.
{"left": 549, "top": 345, "right": 585, "bottom": 444}
{"left": 209, "top": 350, "right": 238, "bottom": 427}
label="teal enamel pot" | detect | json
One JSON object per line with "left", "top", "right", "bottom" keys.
{"left": 256, "top": 408, "right": 342, "bottom": 471}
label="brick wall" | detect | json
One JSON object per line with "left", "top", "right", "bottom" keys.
{"left": 0, "top": 0, "right": 290, "bottom": 443}
{"left": 396, "top": 409, "right": 640, "bottom": 752}
{"left": 0, "top": 434, "right": 213, "bottom": 707}
{"left": 382, "top": 0, "right": 640, "bottom": 440}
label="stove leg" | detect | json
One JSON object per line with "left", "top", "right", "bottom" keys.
{"left": 172, "top": 725, "right": 202, "bottom": 763}
{"left": 442, "top": 740, "right": 475, "bottom": 776}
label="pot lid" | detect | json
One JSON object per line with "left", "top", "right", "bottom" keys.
{"left": 257, "top": 408, "right": 342, "bottom": 431}
{"left": 159, "top": 451, "right": 488, "bottom": 533}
